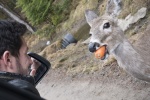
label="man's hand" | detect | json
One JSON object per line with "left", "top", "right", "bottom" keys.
{"left": 30, "top": 58, "right": 41, "bottom": 77}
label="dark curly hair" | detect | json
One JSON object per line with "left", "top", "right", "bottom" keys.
{"left": 0, "top": 20, "right": 27, "bottom": 57}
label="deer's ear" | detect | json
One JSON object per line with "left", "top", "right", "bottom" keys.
{"left": 85, "top": 10, "right": 98, "bottom": 27}
{"left": 105, "top": 0, "right": 122, "bottom": 17}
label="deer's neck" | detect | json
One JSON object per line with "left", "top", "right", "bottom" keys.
{"left": 112, "top": 40, "right": 144, "bottom": 74}
{"left": 112, "top": 39, "right": 150, "bottom": 82}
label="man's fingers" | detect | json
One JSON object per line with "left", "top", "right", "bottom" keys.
{"left": 30, "top": 57, "right": 41, "bottom": 77}
{"left": 30, "top": 57, "right": 41, "bottom": 69}
{"left": 30, "top": 69, "right": 36, "bottom": 77}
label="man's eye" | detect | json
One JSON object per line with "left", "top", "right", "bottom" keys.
{"left": 103, "top": 22, "right": 110, "bottom": 29}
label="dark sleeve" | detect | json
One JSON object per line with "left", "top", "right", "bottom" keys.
{"left": 8, "top": 79, "right": 40, "bottom": 96}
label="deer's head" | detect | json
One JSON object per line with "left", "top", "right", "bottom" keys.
{"left": 85, "top": 0, "right": 124, "bottom": 60}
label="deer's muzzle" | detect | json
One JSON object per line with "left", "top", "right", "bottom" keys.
{"left": 88, "top": 42, "right": 100, "bottom": 52}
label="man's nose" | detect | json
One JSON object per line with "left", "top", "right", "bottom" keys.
{"left": 88, "top": 42, "right": 100, "bottom": 52}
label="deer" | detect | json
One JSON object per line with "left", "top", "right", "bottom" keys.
{"left": 85, "top": 0, "right": 150, "bottom": 82}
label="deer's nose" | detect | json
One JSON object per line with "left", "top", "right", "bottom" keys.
{"left": 88, "top": 42, "right": 100, "bottom": 52}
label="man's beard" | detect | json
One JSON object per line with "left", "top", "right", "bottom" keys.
{"left": 16, "top": 58, "right": 30, "bottom": 75}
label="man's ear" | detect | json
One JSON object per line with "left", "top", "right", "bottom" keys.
{"left": 2, "top": 51, "right": 12, "bottom": 67}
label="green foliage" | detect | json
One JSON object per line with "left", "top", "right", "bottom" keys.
{"left": 16, "top": 0, "right": 53, "bottom": 25}
{"left": 50, "top": 0, "right": 72, "bottom": 25}
{"left": 16, "top": 0, "right": 72, "bottom": 26}
{"left": 51, "top": 14, "right": 62, "bottom": 26}
{"left": 16, "top": 0, "right": 74, "bottom": 40}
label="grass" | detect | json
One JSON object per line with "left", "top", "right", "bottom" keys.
{"left": 59, "top": 57, "right": 69, "bottom": 62}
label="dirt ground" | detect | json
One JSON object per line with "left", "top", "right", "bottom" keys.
{"left": 36, "top": 62, "right": 150, "bottom": 100}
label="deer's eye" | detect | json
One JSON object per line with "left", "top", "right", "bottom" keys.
{"left": 89, "top": 34, "right": 92, "bottom": 37}
{"left": 89, "top": 32, "right": 92, "bottom": 37}
{"left": 103, "top": 22, "right": 110, "bottom": 29}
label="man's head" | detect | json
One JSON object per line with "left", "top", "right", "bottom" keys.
{"left": 0, "top": 20, "right": 32, "bottom": 75}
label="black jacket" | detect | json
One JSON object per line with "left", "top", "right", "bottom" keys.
{"left": 0, "top": 71, "right": 40, "bottom": 96}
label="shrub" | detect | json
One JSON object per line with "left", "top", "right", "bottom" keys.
{"left": 16, "top": 0, "right": 53, "bottom": 25}
{"left": 16, "top": 0, "right": 72, "bottom": 26}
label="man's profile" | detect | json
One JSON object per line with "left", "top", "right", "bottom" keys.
{"left": 0, "top": 20, "right": 41, "bottom": 97}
